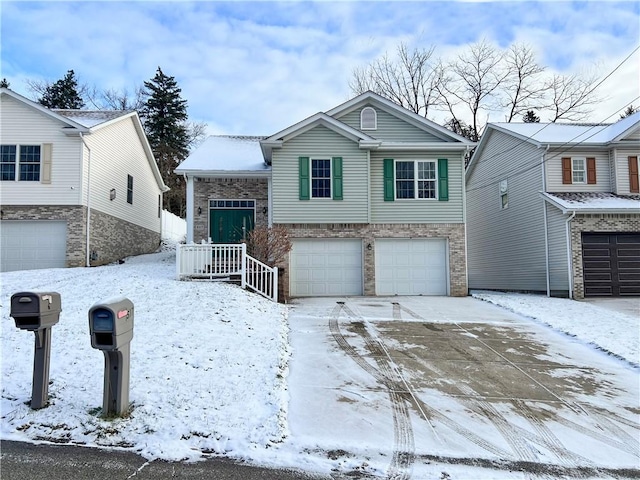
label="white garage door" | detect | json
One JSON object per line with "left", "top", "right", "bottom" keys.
{"left": 290, "top": 239, "right": 363, "bottom": 296}
{"left": 0, "top": 221, "right": 67, "bottom": 272}
{"left": 375, "top": 238, "right": 448, "bottom": 295}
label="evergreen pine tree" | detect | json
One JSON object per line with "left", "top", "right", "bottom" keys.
{"left": 141, "top": 67, "right": 190, "bottom": 217}
{"left": 620, "top": 105, "right": 638, "bottom": 119}
{"left": 0, "top": 78, "right": 10, "bottom": 88}
{"left": 522, "top": 110, "right": 540, "bottom": 123}
{"left": 39, "top": 70, "right": 85, "bottom": 109}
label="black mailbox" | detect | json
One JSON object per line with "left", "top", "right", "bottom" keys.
{"left": 11, "top": 292, "right": 62, "bottom": 330}
{"left": 89, "top": 298, "right": 134, "bottom": 350}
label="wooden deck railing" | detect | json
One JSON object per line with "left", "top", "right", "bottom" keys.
{"left": 176, "top": 242, "right": 278, "bottom": 302}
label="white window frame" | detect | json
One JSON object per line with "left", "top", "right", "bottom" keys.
{"left": 360, "top": 107, "right": 377, "bottom": 130}
{"left": 310, "top": 158, "right": 332, "bottom": 199}
{"left": 0, "top": 144, "right": 41, "bottom": 182}
{"left": 572, "top": 157, "right": 586, "bottom": 184}
{"left": 499, "top": 180, "right": 508, "bottom": 209}
{"left": 395, "top": 160, "right": 437, "bottom": 200}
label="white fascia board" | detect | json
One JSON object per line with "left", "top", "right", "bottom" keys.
{"left": 129, "top": 113, "right": 168, "bottom": 192}
{"left": 175, "top": 169, "right": 271, "bottom": 179}
{"left": 87, "top": 111, "right": 136, "bottom": 132}
{"left": 488, "top": 123, "right": 542, "bottom": 148}
{"left": 1, "top": 88, "right": 89, "bottom": 132}
{"left": 375, "top": 142, "right": 474, "bottom": 151}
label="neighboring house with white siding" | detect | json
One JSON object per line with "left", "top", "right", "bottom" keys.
{"left": 0, "top": 88, "right": 169, "bottom": 272}
{"left": 466, "top": 112, "right": 640, "bottom": 299}
{"left": 176, "top": 91, "right": 474, "bottom": 299}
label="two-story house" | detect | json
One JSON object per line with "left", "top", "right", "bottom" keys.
{"left": 0, "top": 88, "right": 168, "bottom": 272}
{"left": 466, "top": 112, "right": 640, "bottom": 299}
{"left": 176, "top": 91, "right": 474, "bottom": 299}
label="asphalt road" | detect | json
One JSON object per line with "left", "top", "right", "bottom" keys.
{"left": 0, "top": 440, "right": 328, "bottom": 480}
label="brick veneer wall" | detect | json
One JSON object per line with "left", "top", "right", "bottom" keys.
{"left": 0, "top": 205, "right": 161, "bottom": 268}
{"left": 89, "top": 209, "right": 160, "bottom": 266}
{"left": 570, "top": 213, "right": 640, "bottom": 299}
{"left": 277, "top": 223, "right": 467, "bottom": 300}
{"left": 0, "top": 205, "right": 87, "bottom": 267}
{"left": 193, "top": 178, "right": 269, "bottom": 243}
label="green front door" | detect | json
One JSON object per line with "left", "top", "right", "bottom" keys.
{"left": 210, "top": 209, "right": 255, "bottom": 243}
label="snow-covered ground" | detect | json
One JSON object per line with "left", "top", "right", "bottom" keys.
{"left": 1, "top": 245, "right": 638, "bottom": 478}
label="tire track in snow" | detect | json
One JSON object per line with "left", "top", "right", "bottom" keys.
{"left": 329, "top": 302, "right": 415, "bottom": 480}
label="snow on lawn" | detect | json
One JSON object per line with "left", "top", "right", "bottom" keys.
{"left": 1, "top": 246, "right": 289, "bottom": 461}
{"left": 472, "top": 290, "right": 639, "bottom": 367}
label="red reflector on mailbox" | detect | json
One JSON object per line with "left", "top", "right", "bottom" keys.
{"left": 117, "top": 310, "right": 128, "bottom": 319}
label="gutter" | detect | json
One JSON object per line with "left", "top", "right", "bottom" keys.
{"left": 565, "top": 210, "right": 576, "bottom": 299}
{"left": 541, "top": 145, "right": 550, "bottom": 297}
{"left": 80, "top": 132, "right": 92, "bottom": 267}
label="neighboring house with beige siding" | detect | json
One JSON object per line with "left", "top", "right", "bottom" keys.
{"left": 0, "top": 88, "right": 168, "bottom": 272}
{"left": 176, "top": 91, "right": 474, "bottom": 299}
{"left": 466, "top": 112, "right": 640, "bottom": 299}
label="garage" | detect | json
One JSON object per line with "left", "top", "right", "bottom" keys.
{"left": 375, "top": 238, "right": 448, "bottom": 295}
{"left": 582, "top": 233, "right": 640, "bottom": 296}
{"left": 0, "top": 221, "right": 67, "bottom": 272}
{"left": 290, "top": 239, "right": 363, "bottom": 296}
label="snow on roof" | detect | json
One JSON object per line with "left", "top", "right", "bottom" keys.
{"left": 493, "top": 111, "right": 640, "bottom": 144}
{"left": 53, "top": 109, "right": 132, "bottom": 128}
{"left": 543, "top": 192, "right": 640, "bottom": 212}
{"left": 176, "top": 135, "right": 269, "bottom": 173}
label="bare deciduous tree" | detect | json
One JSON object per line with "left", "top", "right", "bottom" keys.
{"left": 545, "top": 71, "right": 601, "bottom": 122}
{"left": 245, "top": 226, "right": 292, "bottom": 267}
{"left": 502, "top": 43, "right": 547, "bottom": 122}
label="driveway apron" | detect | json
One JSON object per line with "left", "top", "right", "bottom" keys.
{"left": 286, "top": 296, "right": 640, "bottom": 478}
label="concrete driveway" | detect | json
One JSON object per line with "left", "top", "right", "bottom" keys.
{"left": 287, "top": 296, "right": 640, "bottom": 479}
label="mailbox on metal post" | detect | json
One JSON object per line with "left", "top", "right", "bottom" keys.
{"left": 88, "top": 298, "right": 134, "bottom": 417}
{"left": 10, "top": 291, "right": 62, "bottom": 409}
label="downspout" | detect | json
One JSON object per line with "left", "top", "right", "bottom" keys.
{"left": 463, "top": 145, "right": 471, "bottom": 296}
{"left": 541, "top": 144, "right": 551, "bottom": 296}
{"left": 80, "top": 133, "right": 92, "bottom": 267}
{"left": 565, "top": 210, "right": 576, "bottom": 299}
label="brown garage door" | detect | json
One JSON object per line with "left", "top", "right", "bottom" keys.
{"left": 582, "top": 233, "right": 640, "bottom": 296}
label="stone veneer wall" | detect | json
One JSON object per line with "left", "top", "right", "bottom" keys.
{"left": 0, "top": 205, "right": 87, "bottom": 267}
{"left": 89, "top": 209, "right": 161, "bottom": 266}
{"left": 193, "top": 178, "right": 269, "bottom": 243}
{"left": 570, "top": 213, "right": 640, "bottom": 299}
{"left": 277, "top": 223, "right": 467, "bottom": 300}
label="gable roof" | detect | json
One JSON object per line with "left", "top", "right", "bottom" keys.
{"left": 1, "top": 88, "right": 168, "bottom": 192}
{"left": 467, "top": 112, "right": 640, "bottom": 177}
{"left": 176, "top": 135, "right": 270, "bottom": 177}
{"left": 541, "top": 192, "right": 640, "bottom": 214}
{"left": 326, "top": 91, "right": 475, "bottom": 144}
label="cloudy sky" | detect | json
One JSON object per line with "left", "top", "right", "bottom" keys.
{"left": 1, "top": 1, "right": 638, "bottom": 136}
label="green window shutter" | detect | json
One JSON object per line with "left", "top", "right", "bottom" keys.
{"left": 383, "top": 158, "right": 394, "bottom": 201}
{"left": 438, "top": 158, "right": 449, "bottom": 201}
{"left": 299, "top": 156, "right": 309, "bottom": 200}
{"left": 332, "top": 157, "right": 343, "bottom": 200}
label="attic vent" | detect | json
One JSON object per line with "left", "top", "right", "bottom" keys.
{"left": 360, "top": 107, "right": 377, "bottom": 130}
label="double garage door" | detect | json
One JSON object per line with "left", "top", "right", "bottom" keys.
{"left": 289, "top": 238, "right": 448, "bottom": 297}
{"left": 582, "top": 233, "right": 640, "bottom": 296}
{"left": 0, "top": 221, "right": 67, "bottom": 272}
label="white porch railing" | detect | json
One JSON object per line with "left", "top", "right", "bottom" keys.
{"left": 176, "top": 242, "right": 278, "bottom": 302}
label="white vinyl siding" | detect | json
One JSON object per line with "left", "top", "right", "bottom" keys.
{"left": 0, "top": 220, "right": 67, "bottom": 272}
{"left": 546, "top": 149, "right": 610, "bottom": 192}
{"left": 290, "top": 239, "right": 363, "bottom": 296}
{"left": 336, "top": 108, "right": 443, "bottom": 142}
{"left": 271, "top": 125, "right": 368, "bottom": 224}
{"left": 375, "top": 238, "right": 448, "bottom": 295}
{"left": 467, "top": 129, "right": 548, "bottom": 291}
{"left": 0, "top": 94, "right": 82, "bottom": 205}
{"left": 371, "top": 150, "right": 464, "bottom": 223}
{"left": 614, "top": 147, "right": 640, "bottom": 195}
{"left": 82, "top": 118, "right": 162, "bottom": 233}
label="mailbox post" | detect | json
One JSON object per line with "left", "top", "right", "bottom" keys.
{"left": 10, "top": 291, "right": 62, "bottom": 409}
{"left": 88, "top": 298, "right": 134, "bottom": 417}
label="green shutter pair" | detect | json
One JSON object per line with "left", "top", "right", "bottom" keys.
{"left": 298, "top": 156, "right": 343, "bottom": 200}
{"left": 383, "top": 158, "right": 449, "bottom": 201}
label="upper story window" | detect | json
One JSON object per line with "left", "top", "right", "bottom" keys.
{"left": 562, "top": 157, "right": 596, "bottom": 185}
{"left": 127, "top": 174, "right": 133, "bottom": 204}
{"left": 311, "top": 158, "right": 331, "bottom": 198}
{"left": 395, "top": 160, "right": 436, "bottom": 199}
{"left": 360, "top": 107, "right": 377, "bottom": 130}
{"left": 1, "top": 144, "right": 41, "bottom": 181}
{"left": 499, "top": 179, "right": 508, "bottom": 209}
